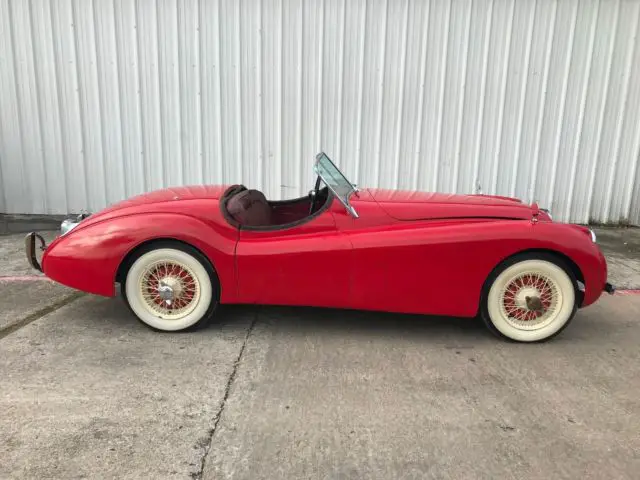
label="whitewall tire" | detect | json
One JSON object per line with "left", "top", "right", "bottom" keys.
{"left": 122, "top": 242, "right": 219, "bottom": 332}
{"left": 481, "top": 253, "right": 578, "bottom": 342}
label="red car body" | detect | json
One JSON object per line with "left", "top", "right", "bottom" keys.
{"left": 36, "top": 184, "right": 609, "bottom": 319}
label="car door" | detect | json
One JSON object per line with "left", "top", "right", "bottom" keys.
{"left": 235, "top": 204, "right": 352, "bottom": 308}
{"left": 331, "top": 199, "right": 500, "bottom": 318}
{"left": 329, "top": 195, "right": 467, "bottom": 317}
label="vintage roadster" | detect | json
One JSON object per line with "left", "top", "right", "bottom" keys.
{"left": 26, "top": 153, "right": 614, "bottom": 342}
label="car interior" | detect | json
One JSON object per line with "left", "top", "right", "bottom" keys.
{"left": 220, "top": 184, "right": 331, "bottom": 228}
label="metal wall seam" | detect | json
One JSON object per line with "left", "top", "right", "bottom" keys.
{"left": 411, "top": 0, "right": 431, "bottom": 191}
{"left": 0, "top": 121, "right": 4, "bottom": 213}
{"left": 275, "top": 0, "right": 284, "bottom": 199}
{"left": 392, "top": 0, "right": 409, "bottom": 190}
{"left": 529, "top": 0, "right": 557, "bottom": 204}
{"left": 8, "top": 0, "right": 34, "bottom": 214}
{"left": 255, "top": 0, "right": 264, "bottom": 193}
{"left": 95, "top": 0, "right": 126, "bottom": 205}
{"left": 0, "top": 0, "right": 22, "bottom": 214}
{"left": 431, "top": 0, "right": 451, "bottom": 192}
{"left": 625, "top": 83, "right": 640, "bottom": 222}
{"left": 625, "top": 6, "right": 640, "bottom": 225}
{"left": 114, "top": 0, "right": 141, "bottom": 198}
{"left": 316, "top": 0, "right": 325, "bottom": 165}
{"left": 471, "top": 0, "right": 494, "bottom": 195}
{"left": 490, "top": 0, "right": 515, "bottom": 195}
{"left": 296, "top": 0, "right": 304, "bottom": 191}
{"left": 46, "top": 0, "right": 71, "bottom": 214}
{"left": 631, "top": 148, "right": 640, "bottom": 225}
{"left": 585, "top": 0, "right": 620, "bottom": 223}
{"left": 547, "top": 0, "right": 578, "bottom": 210}
{"left": 602, "top": 7, "right": 639, "bottom": 222}
{"left": 509, "top": 0, "right": 537, "bottom": 198}
{"left": 614, "top": 3, "right": 640, "bottom": 223}
{"left": 335, "top": 0, "right": 347, "bottom": 181}
{"left": 451, "top": 0, "right": 472, "bottom": 194}
{"left": 28, "top": 0, "right": 52, "bottom": 214}
{"left": 373, "top": 0, "right": 388, "bottom": 186}
{"left": 565, "top": 0, "right": 600, "bottom": 222}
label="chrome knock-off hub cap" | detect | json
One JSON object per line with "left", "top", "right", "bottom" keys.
{"left": 500, "top": 272, "right": 560, "bottom": 329}
{"left": 514, "top": 287, "right": 539, "bottom": 309}
{"left": 139, "top": 261, "right": 200, "bottom": 319}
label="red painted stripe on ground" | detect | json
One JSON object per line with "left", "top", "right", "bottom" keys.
{"left": 616, "top": 289, "right": 640, "bottom": 295}
{"left": 0, "top": 275, "right": 51, "bottom": 282}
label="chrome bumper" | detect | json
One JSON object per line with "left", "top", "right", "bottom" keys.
{"left": 25, "top": 232, "right": 47, "bottom": 272}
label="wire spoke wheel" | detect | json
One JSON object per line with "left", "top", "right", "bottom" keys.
{"left": 139, "top": 260, "right": 201, "bottom": 319}
{"left": 499, "top": 271, "right": 561, "bottom": 331}
{"left": 483, "top": 255, "right": 577, "bottom": 342}
{"left": 123, "top": 244, "right": 217, "bottom": 332}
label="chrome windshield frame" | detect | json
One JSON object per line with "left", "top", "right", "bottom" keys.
{"left": 313, "top": 152, "right": 359, "bottom": 218}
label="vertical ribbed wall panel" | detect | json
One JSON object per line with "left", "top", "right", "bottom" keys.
{"left": 1, "top": 0, "right": 639, "bottom": 224}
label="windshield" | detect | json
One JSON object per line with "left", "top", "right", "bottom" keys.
{"left": 313, "top": 152, "right": 359, "bottom": 218}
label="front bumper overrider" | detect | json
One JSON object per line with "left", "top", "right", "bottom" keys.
{"left": 24, "top": 212, "right": 91, "bottom": 273}
{"left": 25, "top": 232, "right": 47, "bottom": 272}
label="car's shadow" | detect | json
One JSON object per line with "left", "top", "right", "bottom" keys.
{"left": 212, "top": 303, "right": 621, "bottom": 346}
{"left": 96, "top": 290, "right": 613, "bottom": 344}
{"left": 213, "top": 303, "right": 491, "bottom": 343}
{"left": 97, "top": 288, "right": 489, "bottom": 342}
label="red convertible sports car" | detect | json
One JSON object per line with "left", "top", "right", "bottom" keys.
{"left": 26, "top": 153, "right": 614, "bottom": 342}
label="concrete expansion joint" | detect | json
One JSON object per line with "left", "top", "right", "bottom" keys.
{"left": 191, "top": 312, "right": 258, "bottom": 480}
{"left": 0, "top": 291, "right": 85, "bottom": 340}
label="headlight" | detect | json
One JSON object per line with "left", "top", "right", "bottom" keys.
{"left": 590, "top": 229, "right": 596, "bottom": 243}
{"left": 61, "top": 219, "right": 79, "bottom": 236}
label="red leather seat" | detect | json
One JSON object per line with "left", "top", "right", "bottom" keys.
{"left": 226, "top": 189, "right": 272, "bottom": 226}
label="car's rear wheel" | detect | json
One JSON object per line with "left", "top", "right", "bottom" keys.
{"left": 481, "top": 253, "right": 578, "bottom": 342}
{"left": 122, "top": 242, "right": 219, "bottom": 332}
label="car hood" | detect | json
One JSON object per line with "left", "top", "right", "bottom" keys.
{"left": 365, "top": 188, "right": 535, "bottom": 220}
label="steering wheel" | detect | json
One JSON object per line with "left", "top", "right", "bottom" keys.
{"left": 308, "top": 175, "right": 322, "bottom": 215}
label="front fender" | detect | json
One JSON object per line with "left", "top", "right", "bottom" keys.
{"left": 460, "top": 220, "right": 607, "bottom": 310}
{"left": 42, "top": 213, "right": 238, "bottom": 300}
{"left": 524, "top": 222, "right": 607, "bottom": 307}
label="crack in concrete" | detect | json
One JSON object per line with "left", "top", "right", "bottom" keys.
{"left": 191, "top": 312, "right": 258, "bottom": 480}
{"left": 0, "top": 292, "right": 85, "bottom": 340}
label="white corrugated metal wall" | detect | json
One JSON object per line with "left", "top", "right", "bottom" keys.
{"left": 0, "top": 0, "right": 639, "bottom": 224}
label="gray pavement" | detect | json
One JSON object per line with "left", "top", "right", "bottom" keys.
{"left": 0, "top": 230, "right": 57, "bottom": 277}
{"left": 1, "top": 227, "right": 639, "bottom": 479}
{"left": 593, "top": 227, "right": 640, "bottom": 289}
{"left": 0, "top": 280, "right": 74, "bottom": 333}
{"left": 0, "top": 296, "right": 254, "bottom": 479}
{"left": 205, "top": 296, "right": 640, "bottom": 480}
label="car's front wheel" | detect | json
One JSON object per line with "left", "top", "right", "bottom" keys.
{"left": 122, "top": 242, "right": 219, "bottom": 332}
{"left": 481, "top": 253, "right": 578, "bottom": 342}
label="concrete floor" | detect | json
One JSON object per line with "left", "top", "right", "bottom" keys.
{"left": 591, "top": 227, "right": 640, "bottom": 289}
{"left": 1, "top": 227, "right": 639, "bottom": 479}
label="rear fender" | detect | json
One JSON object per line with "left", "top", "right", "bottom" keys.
{"left": 42, "top": 213, "right": 238, "bottom": 300}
